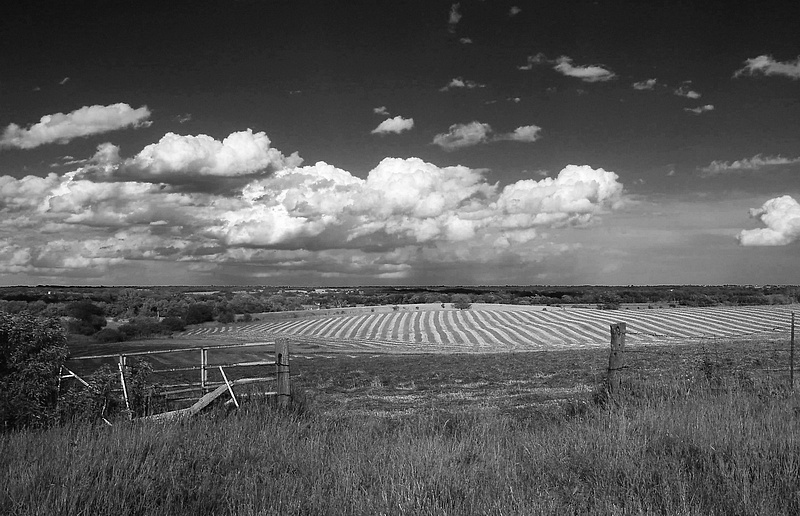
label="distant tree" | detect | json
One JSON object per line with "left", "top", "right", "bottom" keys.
{"left": 184, "top": 303, "right": 214, "bottom": 325}
{"left": 65, "top": 300, "right": 107, "bottom": 335}
{"left": 452, "top": 294, "right": 472, "bottom": 310}
{"left": 160, "top": 317, "right": 186, "bottom": 332}
{"left": 217, "top": 310, "right": 235, "bottom": 324}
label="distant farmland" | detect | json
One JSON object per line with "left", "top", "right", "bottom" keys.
{"left": 180, "top": 304, "right": 798, "bottom": 353}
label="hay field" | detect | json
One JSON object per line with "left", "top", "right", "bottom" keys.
{"left": 179, "top": 303, "right": 797, "bottom": 354}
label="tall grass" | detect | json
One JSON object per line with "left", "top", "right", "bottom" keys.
{"left": 3, "top": 377, "right": 800, "bottom": 515}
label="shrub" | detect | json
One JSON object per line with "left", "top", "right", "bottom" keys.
{"left": 452, "top": 294, "right": 472, "bottom": 310}
{"left": 0, "top": 312, "right": 68, "bottom": 429}
{"left": 159, "top": 316, "right": 186, "bottom": 332}
{"left": 94, "top": 328, "right": 125, "bottom": 343}
{"left": 64, "top": 300, "right": 107, "bottom": 335}
{"left": 118, "top": 317, "right": 165, "bottom": 340}
{"left": 217, "top": 310, "right": 235, "bottom": 324}
{"left": 185, "top": 303, "right": 214, "bottom": 325}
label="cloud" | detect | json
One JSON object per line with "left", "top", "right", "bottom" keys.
{"left": 1, "top": 103, "right": 152, "bottom": 149}
{"left": 738, "top": 196, "right": 800, "bottom": 246}
{"left": 734, "top": 55, "right": 800, "bottom": 79}
{"left": 509, "top": 6, "right": 521, "bottom": 16}
{"left": 496, "top": 125, "right": 542, "bottom": 142}
{"left": 553, "top": 56, "right": 616, "bottom": 82}
{"left": 433, "top": 122, "right": 543, "bottom": 150}
{"left": 448, "top": 3, "right": 462, "bottom": 31}
{"left": 674, "top": 84, "right": 701, "bottom": 99}
{"left": 373, "top": 106, "right": 389, "bottom": 115}
{"left": 684, "top": 105, "right": 714, "bottom": 114}
{"left": 519, "top": 54, "right": 616, "bottom": 82}
{"left": 124, "top": 129, "right": 302, "bottom": 179}
{"left": 371, "top": 116, "right": 414, "bottom": 135}
{"left": 439, "top": 77, "right": 486, "bottom": 91}
{"left": 700, "top": 154, "right": 800, "bottom": 176}
{"left": 432, "top": 121, "right": 492, "bottom": 150}
{"left": 0, "top": 141, "right": 625, "bottom": 280}
{"left": 517, "top": 53, "right": 548, "bottom": 71}
{"left": 632, "top": 79, "right": 657, "bottom": 90}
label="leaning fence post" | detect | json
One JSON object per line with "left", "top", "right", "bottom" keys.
{"left": 118, "top": 354, "right": 132, "bottom": 418}
{"left": 276, "top": 338, "right": 290, "bottom": 408}
{"left": 607, "top": 323, "right": 626, "bottom": 397}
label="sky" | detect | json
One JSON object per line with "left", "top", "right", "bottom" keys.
{"left": 1, "top": 0, "right": 799, "bottom": 287}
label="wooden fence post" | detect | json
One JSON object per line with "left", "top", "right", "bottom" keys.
{"left": 791, "top": 312, "right": 795, "bottom": 392}
{"left": 607, "top": 323, "right": 626, "bottom": 397}
{"left": 201, "top": 347, "right": 208, "bottom": 392}
{"left": 276, "top": 338, "right": 290, "bottom": 408}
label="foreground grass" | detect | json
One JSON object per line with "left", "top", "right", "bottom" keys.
{"left": 4, "top": 376, "right": 800, "bottom": 515}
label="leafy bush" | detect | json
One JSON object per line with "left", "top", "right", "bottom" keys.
{"left": 56, "top": 365, "right": 122, "bottom": 424}
{"left": 94, "top": 328, "right": 125, "bottom": 343}
{"left": 217, "top": 310, "right": 235, "bottom": 324}
{"left": 185, "top": 303, "right": 214, "bottom": 325}
{"left": 0, "top": 312, "right": 68, "bottom": 429}
{"left": 159, "top": 316, "right": 186, "bottom": 332}
{"left": 451, "top": 294, "right": 472, "bottom": 310}
{"left": 64, "top": 300, "right": 107, "bottom": 335}
{"left": 118, "top": 317, "right": 165, "bottom": 340}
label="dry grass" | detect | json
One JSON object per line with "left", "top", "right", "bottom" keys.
{"left": 5, "top": 338, "right": 800, "bottom": 515}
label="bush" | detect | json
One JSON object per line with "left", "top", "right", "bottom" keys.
{"left": 65, "top": 300, "right": 107, "bottom": 335}
{"left": 0, "top": 312, "right": 68, "bottom": 429}
{"left": 452, "top": 294, "right": 472, "bottom": 310}
{"left": 160, "top": 316, "right": 186, "bottom": 332}
{"left": 94, "top": 328, "right": 125, "bottom": 343}
{"left": 118, "top": 317, "right": 165, "bottom": 340}
{"left": 185, "top": 303, "right": 214, "bottom": 325}
{"left": 217, "top": 310, "right": 235, "bottom": 324}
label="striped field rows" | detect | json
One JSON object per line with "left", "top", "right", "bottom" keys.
{"left": 181, "top": 305, "right": 798, "bottom": 354}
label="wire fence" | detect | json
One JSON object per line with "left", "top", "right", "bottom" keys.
{"left": 606, "top": 312, "right": 796, "bottom": 395}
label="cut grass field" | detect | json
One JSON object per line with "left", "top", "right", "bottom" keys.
{"left": 181, "top": 303, "right": 798, "bottom": 353}
{"left": 4, "top": 334, "right": 800, "bottom": 515}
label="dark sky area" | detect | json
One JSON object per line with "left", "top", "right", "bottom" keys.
{"left": 1, "top": 0, "right": 798, "bottom": 285}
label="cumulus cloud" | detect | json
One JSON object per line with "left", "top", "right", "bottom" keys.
{"left": 738, "top": 196, "right": 800, "bottom": 246}
{"left": 1, "top": 103, "right": 152, "bottom": 149}
{"left": 684, "top": 105, "right": 714, "bottom": 114}
{"left": 0, "top": 144, "right": 625, "bottom": 280}
{"left": 674, "top": 84, "right": 701, "bottom": 99}
{"left": 517, "top": 53, "right": 548, "bottom": 71}
{"left": 632, "top": 79, "right": 657, "bottom": 90}
{"left": 700, "top": 154, "right": 800, "bottom": 176}
{"left": 448, "top": 3, "right": 462, "bottom": 32}
{"left": 432, "top": 122, "right": 543, "bottom": 150}
{"left": 518, "top": 54, "right": 615, "bottom": 82}
{"left": 432, "top": 121, "right": 491, "bottom": 150}
{"left": 734, "top": 55, "right": 800, "bottom": 79}
{"left": 496, "top": 125, "right": 542, "bottom": 142}
{"left": 439, "top": 77, "right": 486, "bottom": 91}
{"left": 553, "top": 56, "right": 616, "bottom": 82}
{"left": 371, "top": 116, "right": 414, "bottom": 135}
{"left": 373, "top": 106, "right": 390, "bottom": 115}
{"left": 124, "top": 129, "right": 302, "bottom": 179}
